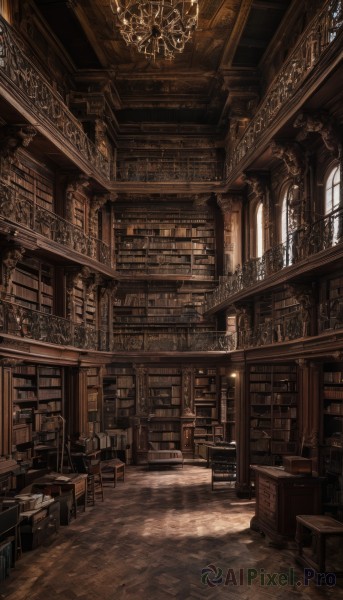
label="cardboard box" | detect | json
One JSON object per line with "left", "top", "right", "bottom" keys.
{"left": 283, "top": 456, "right": 312, "bottom": 475}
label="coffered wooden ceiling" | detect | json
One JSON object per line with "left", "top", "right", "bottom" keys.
{"left": 32, "top": 0, "right": 292, "bottom": 133}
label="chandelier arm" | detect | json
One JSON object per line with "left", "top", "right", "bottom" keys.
{"left": 113, "top": 0, "right": 199, "bottom": 60}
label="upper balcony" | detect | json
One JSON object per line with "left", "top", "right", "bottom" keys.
{"left": 0, "top": 298, "right": 234, "bottom": 354}
{"left": 225, "top": 0, "right": 343, "bottom": 183}
{"left": 203, "top": 208, "right": 343, "bottom": 314}
{"left": 0, "top": 16, "right": 110, "bottom": 184}
{"left": 0, "top": 183, "right": 111, "bottom": 268}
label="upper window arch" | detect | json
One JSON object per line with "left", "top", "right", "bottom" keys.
{"left": 325, "top": 164, "right": 340, "bottom": 215}
{"left": 256, "top": 201, "right": 264, "bottom": 258}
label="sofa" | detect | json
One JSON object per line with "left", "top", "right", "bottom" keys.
{"left": 147, "top": 450, "right": 184, "bottom": 469}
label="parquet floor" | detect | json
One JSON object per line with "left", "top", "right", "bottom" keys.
{"left": 1, "top": 463, "right": 342, "bottom": 600}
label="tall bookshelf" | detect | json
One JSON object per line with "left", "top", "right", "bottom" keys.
{"left": 193, "top": 368, "right": 218, "bottom": 444}
{"left": 147, "top": 368, "right": 181, "bottom": 450}
{"left": 220, "top": 375, "right": 236, "bottom": 443}
{"left": 249, "top": 364, "right": 298, "bottom": 466}
{"left": 321, "top": 362, "right": 343, "bottom": 520}
{"left": 12, "top": 258, "right": 54, "bottom": 314}
{"left": 12, "top": 364, "right": 64, "bottom": 462}
{"left": 87, "top": 368, "right": 100, "bottom": 435}
{"left": 102, "top": 366, "right": 136, "bottom": 430}
{"left": 114, "top": 205, "right": 216, "bottom": 279}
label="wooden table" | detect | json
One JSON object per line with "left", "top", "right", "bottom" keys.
{"left": 295, "top": 514, "right": 343, "bottom": 574}
{"left": 32, "top": 473, "right": 88, "bottom": 518}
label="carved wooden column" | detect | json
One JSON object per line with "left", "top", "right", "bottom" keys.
{"left": 297, "top": 359, "right": 321, "bottom": 475}
{"left": 99, "top": 279, "right": 118, "bottom": 352}
{"left": 181, "top": 366, "right": 195, "bottom": 456}
{"left": 65, "top": 175, "right": 89, "bottom": 224}
{"left": 234, "top": 361, "right": 250, "bottom": 496}
{"left": 72, "top": 367, "right": 89, "bottom": 438}
{"left": 1, "top": 246, "right": 25, "bottom": 298}
{"left": 217, "top": 194, "right": 242, "bottom": 275}
{"left": 133, "top": 364, "right": 149, "bottom": 464}
{"left": 0, "top": 358, "right": 17, "bottom": 456}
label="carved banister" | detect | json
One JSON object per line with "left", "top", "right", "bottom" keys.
{"left": 0, "top": 16, "right": 110, "bottom": 179}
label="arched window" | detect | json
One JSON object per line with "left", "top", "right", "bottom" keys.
{"left": 325, "top": 165, "right": 340, "bottom": 214}
{"left": 325, "top": 165, "right": 341, "bottom": 244}
{"left": 256, "top": 202, "right": 263, "bottom": 258}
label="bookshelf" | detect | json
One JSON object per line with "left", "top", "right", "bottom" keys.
{"left": 220, "top": 375, "right": 236, "bottom": 442}
{"left": 12, "top": 364, "right": 64, "bottom": 462}
{"left": 114, "top": 205, "right": 216, "bottom": 279}
{"left": 249, "top": 364, "right": 298, "bottom": 466}
{"left": 86, "top": 368, "right": 100, "bottom": 435}
{"left": 321, "top": 362, "right": 343, "bottom": 520}
{"left": 147, "top": 368, "right": 182, "bottom": 450}
{"left": 11, "top": 155, "right": 54, "bottom": 211}
{"left": 102, "top": 366, "right": 136, "bottom": 430}
{"left": 113, "top": 281, "right": 211, "bottom": 328}
{"left": 193, "top": 368, "right": 218, "bottom": 444}
{"left": 12, "top": 258, "right": 54, "bottom": 314}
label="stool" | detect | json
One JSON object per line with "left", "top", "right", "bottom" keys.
{"left": 101, "top": 459, "right": 125, "bottom": 488}
{"left": 295, "top": 514, "right": 343, "bottom": 574}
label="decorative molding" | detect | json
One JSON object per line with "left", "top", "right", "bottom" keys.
{"left": 0, "top": 125, "right": 36, "bottom": 182}
{"left": 89, "top": 194, "right": 109, "bottom": 237}
{"left": 270, "top": 141, "right": 305, "bottom": 179}
{"left": 242, "top": 173, "right": 266, "bottom": 202}
{"left": 0, "top": 16, "right": 110, "bottom": 179}
{"left": 293, "top": 111, "right": 341, "bottom": 157}
{"left": 226, "top": 1, "right": 342, "bottom": 177}
{"left": 1, "top": 246, "right": 25, "bottom": 293}
{"left": 65, "top": 175, "right": 90, "bottom": 223}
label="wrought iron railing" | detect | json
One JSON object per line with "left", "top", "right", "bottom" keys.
{"left": 237, "top": 312, "right": 304, "bottom": 349}
{"left": 0, "top": 186, "right": 111, "bottom": 266}
{"left": 226, "top": 0, "right": 343, "bottom": 177}
{"left": 0, "top": 299, "right": 109, "bottom": 351}
{"left": 111, "top": 330, "right": 236, "bottom": 352}
{"left": 0, "top": 17, "right": 110, "bottom": 180}
{"left": 204, "top": 208, "right": 343, "bottom": 312}
{"left": 116, "top": 158, "right": 224, "bottom": 183}
{"left": 0, "top": 299, "right": 235, "bottom": 352}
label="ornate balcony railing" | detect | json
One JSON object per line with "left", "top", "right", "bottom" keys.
{"left": 226, "top": 0, "right": 343, "bottom": 177}
{"left": 204, "top": 208, "right": 343, "bottom": 312}
{"left": 0, "top": 299, "right": 109, "bottom": 351}
{"left": 0, "top": 299, "right": 235, "bottom": 353}
{"left": 0, "top": 186, "right": 111, "bottom": 266}
{"left": 111, "top": 330, "right": 236, "bottom": 352}
{"left": 0, "top": 17, "right": 110, "bottom": 180}
{"left": 237, "top": 312, "right": 304, "bottom": 350}
{"left": 116, "top": 158, "right": 224, "bottom": 183}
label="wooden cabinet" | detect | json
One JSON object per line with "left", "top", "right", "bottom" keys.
{"left": 251, "top": 466, "right": 323, "bottom": 547}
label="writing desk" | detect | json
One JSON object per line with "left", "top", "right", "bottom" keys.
{"left": 31, "top": 472, "right": 87, "bottom": 518}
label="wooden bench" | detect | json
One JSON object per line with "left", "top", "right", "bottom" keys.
{"left": 147, "top": 450, "right": 183, "bottom": 469}
{"left": 100, "top": 459, "right": 125, "bottom": 487}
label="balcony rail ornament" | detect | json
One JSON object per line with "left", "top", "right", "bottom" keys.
{"left": 226, "top": 0, "right": 343, "bottom": 178}
{"left": 0, "top": 299, "right": 110, "bottom": 351}
{"left": 204, "top": 207, "right": 343, "bottom": 313}
{"left": 0, "top": 17, "right": 110, "bottom": 179}
{"left": 0, "top": 189, "right": 111, "bottom": 266}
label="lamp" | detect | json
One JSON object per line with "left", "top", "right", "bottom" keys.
{"left": 111, "top": 1, "right": 199, "bottom": 61}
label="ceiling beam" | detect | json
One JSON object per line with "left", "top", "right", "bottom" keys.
{"left": 219, "top": 0, "right": 254, "bottom": 69}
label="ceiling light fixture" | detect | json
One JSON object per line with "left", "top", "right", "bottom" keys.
{"left": 110, "top": 1, "right": 199, "bottom": 61}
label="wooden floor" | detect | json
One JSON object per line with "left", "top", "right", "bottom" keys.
{"left": 1, "top": 463, "right": 342, "bottom": 599}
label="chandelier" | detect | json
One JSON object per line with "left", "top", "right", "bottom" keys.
{"left": 110, "top": 1, "right": 199, "bottom": 61}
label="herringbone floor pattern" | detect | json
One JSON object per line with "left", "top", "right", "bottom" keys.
{"left": 0, "top": 463, "right": 342, "bottom": 599}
